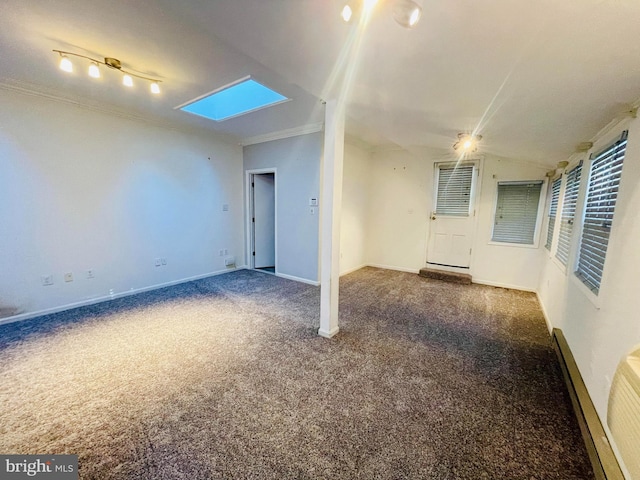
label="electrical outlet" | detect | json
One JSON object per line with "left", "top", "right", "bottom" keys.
{"left": 64, "top": 272, "right": 73, "bottom": 282}
{"left": 155, "top": 258, "right": 162, "bottom": 267}
{"left": 222, "top": 204, "right": 229, "bottom": 212}
{"left": 41, "top": 275, "right": 54, "bottom": 286}
{"left": 86, "top": 269, "right": 95, "bottom": 279}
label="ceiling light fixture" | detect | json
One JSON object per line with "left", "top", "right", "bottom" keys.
{"left": 341, "top": 3, "right": 354, "bottom": 22}
{"left": 53, "top": 50, "right": 162, "bottom": 94}
{"left": 453, "top": 133, "right": 482, "bottom": 153}
{"left": 341, "top": 0, "right": 422, "bottom": 28}
{"left": 59, "top": 55, "right": 73, "bottom": 73}
{"left": 88, "top": 62, "right": 100, "bottom": 79}
{"left": 393, "top": 0, "right": 422, "bottom": 28}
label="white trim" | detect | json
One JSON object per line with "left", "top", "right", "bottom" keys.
{"left": 318, "top": 326, "right": 340, "bottom": 338}
{"left": 0, "top": 79, "right": 237, "bottom": 143}
{"left": 471, "top": 278, "right": 536, "bottom": 293}
{"left": 367, "top": 263, "right": 420, "bottom": 274}
{"left": 0, "top": 267, "right": 245, "bottom": 327}
{"left": 340, "top": 264, "right": 368, "bottom": 277}
{"left": 276, "top": 272, "right": 320, "bottom": 286}
{"left": 424, "top": 263, "right": 470, "bottom": 275}
{"left": 245, "top": 168, "right": 278, "bottom": 272}
{"left": 536, "top": 291, "right": 554, "bottom": 334}
{"left": 241, "top": 123, "right": 323, "bottom": 146}
{"left": 489, "top": 178, "right": 548, "bottom": 248}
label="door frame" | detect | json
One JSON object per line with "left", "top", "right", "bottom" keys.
{"left": 246, "top": 168, "right": 278, "bottom": 272}
{"left": 424, "top": 158, "right": 483, "bottom": 273}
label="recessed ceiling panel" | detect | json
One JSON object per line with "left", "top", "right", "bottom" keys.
{"left": 178, "top": 77, "right": 289, "bottom": 122}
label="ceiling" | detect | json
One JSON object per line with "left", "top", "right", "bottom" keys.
{"left": 1, "top": 0, "right": 639, "bottom": 165}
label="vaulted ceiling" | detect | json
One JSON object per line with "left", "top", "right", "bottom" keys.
{"left": 1, "top": 0, "right": 639, "bottom": 165}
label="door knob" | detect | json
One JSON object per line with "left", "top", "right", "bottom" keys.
{"left": 431, "top": 215, "right": 436, "bottom": 220}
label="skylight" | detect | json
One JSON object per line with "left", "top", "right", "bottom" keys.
{"left": 178, "top": 77, "right": 289, "bottom": 122}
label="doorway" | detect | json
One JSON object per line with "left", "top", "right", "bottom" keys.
{"left": 248, "top": 170, "right": 276, "bottom": 273}
{"left": 426, "top": 162, "right": 479, "bottom": 269}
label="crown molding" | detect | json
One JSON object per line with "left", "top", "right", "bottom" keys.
{"left": 0, "top": 78, "right": 240, "bottom": 145}
{"left": 240, "top": 123, "right": 324, "bottom": 147}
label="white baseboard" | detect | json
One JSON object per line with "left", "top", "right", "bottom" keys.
{"left": 536, "top": 291, "right": 554, "bottom": 334}
{"left": 339, "top": 264, "right": 368, "bottom": 277}
{"left": 275, "top": 272, "right": 320, "bottom": 286}
{"left": 471, "top": 278, "right": 536, "bottom": 293}
{"left": 0, "top": 267, "right": 244, "bottom": 327}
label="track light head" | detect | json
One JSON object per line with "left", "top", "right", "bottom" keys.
{"left": 393, "top": 0, "right": 422, "bottom": 28}
{"left": 59, "top": 55, "right": 73, "bottom": 73}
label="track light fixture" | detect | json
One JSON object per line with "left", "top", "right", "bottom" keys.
{"left": 53, "top": 50, "right": 162, "bottom": 94}
{"left": 453, "top": 133, "right": 482, "bottom": 153}
{"left": 341, "top": 0, "right": 422, "bottom": 28}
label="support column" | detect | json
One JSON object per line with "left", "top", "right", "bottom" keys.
{"left": 318, "top": 99, "right": 345, "bottom": 338}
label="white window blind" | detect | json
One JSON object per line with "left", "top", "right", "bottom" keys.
{"left": 492, "top": 181, "right": 543, "bottom": 245}
{"left": 576, "top": 131, "right": 628, "bottom": 294}
{"left": 555, "top": 162, "right": 582, "bottom": 266}
{"left": 435, "top": 165, "right": 474, "bottom": 216}
{"left": 545, "top": 177, "right": 562, "bottom": 250}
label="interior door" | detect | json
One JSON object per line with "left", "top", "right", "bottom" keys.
{"left": 427, "top": 163, "right": 477, "bottom": 268}
{"left": 253, "top": 173, "right": 275, "bottom": 269}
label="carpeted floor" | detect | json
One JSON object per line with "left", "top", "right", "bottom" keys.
{"left": 0, "top": 267, "right": 593, "bottom": 479}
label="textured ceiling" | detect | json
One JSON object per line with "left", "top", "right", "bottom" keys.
{"left": 1, "top": 0, "right": 639, "bottom": 164}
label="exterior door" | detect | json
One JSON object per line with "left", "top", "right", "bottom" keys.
{"left": 252, "top": 173, "right": 275, "bottom": 269}
{"left": 427, "top": 163, "right": 478, "bottom": 268}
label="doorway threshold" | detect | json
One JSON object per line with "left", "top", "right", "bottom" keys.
{"left": 256, "top": 266, "right": 275, "bottom": 274}
{"left": 419, "top": 267, "right": 472, "bottom": 285}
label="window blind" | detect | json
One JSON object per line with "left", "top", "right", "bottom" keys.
{"left": 545, "top": 177, "right": 562, "bottom": 250}
{"left": 435, "top": 165, "right": 474, "bottom": 216}
{"left": 492, "top": 181, "right": 543, "bottom": 244}
{"left": 555, "top": 162, "right": 582, "bottom": 265}
{"left": 576, "top": 132, "right": 628, "bottom": 294}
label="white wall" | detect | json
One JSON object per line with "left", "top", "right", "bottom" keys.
{"left": 243, "top": 133, "right": 322, "bottom": 284}
{"left": 365, "top": 148, "right": 549, "bottom": 289}
{"left": 366, "top": 148, "right": 431, "bottom": 273}
{"left": 340, "top": 141, "right": 371, "bottom": 275}
{"left": 537, "top": 116, "right": 640, "bottom": 477}
{"left": 0, "top": 88, "right": 244, "bottom": 322}
{"left": 472, "top": 156, "right": 548, "bottom": 291}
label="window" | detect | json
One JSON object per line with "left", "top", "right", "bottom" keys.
{"left": 435, "top": 165, "right": 474, "bottom": 216}
{"left": 555, "top": 162, "right": 582, "bottom": 265}
{"left": 545, "top": 177, "right": 562, "bottom": 250}
{"left": 575, "top": 131, "right": 628, "bottom": 294}
{"left": 492, "top": 181, "right": 543, "bottom": 245}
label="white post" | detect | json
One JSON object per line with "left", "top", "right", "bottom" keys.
{"left": 318, "top": 99, "right": 345, "bottom": 338}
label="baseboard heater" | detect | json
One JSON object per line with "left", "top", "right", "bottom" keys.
{"left": 552, "top": 328, "right": 625, "bottom": 480}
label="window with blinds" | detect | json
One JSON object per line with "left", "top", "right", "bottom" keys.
{"left": 435, "top": 165, "right": 474, "bottom": 216}
{"left": 545, "top": 177, "right": 562, "bottom": 250}
{"left": 492, "top": 181, "right": 543, "bottom": 244}
{"left": 555, "top": 162, "right": 582, "bottom": 266}
{"left": 576, "top": 131, "right": 628, "bottom": 294}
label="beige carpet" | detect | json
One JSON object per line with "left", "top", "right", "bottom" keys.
{"left": 0, "top": 267, "right": 593, "bottom": 479}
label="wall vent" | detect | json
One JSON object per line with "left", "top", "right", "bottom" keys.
{"left": 608, "top": 347, "right": 640, "bottom": 479}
